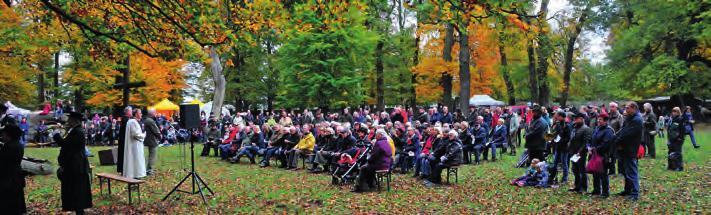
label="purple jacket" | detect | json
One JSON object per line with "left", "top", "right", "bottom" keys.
{"left": 368, "top": 137, "right": 393, "bottom": 170}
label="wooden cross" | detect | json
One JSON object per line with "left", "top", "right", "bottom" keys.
{"left": 112, "top": 57, "right": 146, "bottom": 108}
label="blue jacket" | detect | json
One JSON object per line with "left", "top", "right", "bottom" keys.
{"left": 439, "top": 112, "right": 453, "bottom": 124}
{"left": 613, "top": 112, "right": 643, "bottom": 158}
{"left": 590, "top": 125, "right": 614, "bottom": 157}
{"left": 491, "top": 125, "right": 508, "bottom": 145}
{"left": 473, "top": 125, "right": 489, "bottom": 146}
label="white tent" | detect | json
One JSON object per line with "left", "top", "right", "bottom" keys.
{"left": 5, "top": 101, "right": 32, "bottom": 116}
{"left": 469, "top": 95, "right": 505, "bottom": 106}
{"left": 201, "top": 101, "right": 230, "bottom": 117}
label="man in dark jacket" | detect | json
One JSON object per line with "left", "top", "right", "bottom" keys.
{"left": 424, "top": 130, "right": 463, "bottom": 187}
{"left": 607, "top": 102, "right": 624, "bottom": 175}
{"left": 612, "top": 102, "right": 643, "bottom": 201}
{"left": 416, "top": 107, "right": 429, "bottom": 124}
{"left": 144, "top": 109, "right": 161, "bottom": 175}
{"left": 525, "top": 105, "right": 548, "bottom": 163}
{"left": 569, "top": 113, "right": 592, "bottom": 193}
{"left": 487, "top": 118, "right": 507, "bottom": 162}
{"left": 0, "top": 104, "right": 26, "bottom": 214}
{"left": 590, "top": 113, "right": 615, "bottom": 198}
{"left": 549, "top": 110, "right": 571, "bottom": 184}
{"left": 352, "top": 129, "right": 392, "bottom": 193}
{"left": 439, "top": 106, "right": 453, "bottom": 124}
{"left": 54, "top": 112, "right": 93, "bottom": 214}
{"left": 311, "top": 127, "right": 338, "bottom": 173}
{"left": 117, "top": 107, "right": 132, "bottom": 173}
{"left": 471, "top": 117, "right": 489, "bottom": 164}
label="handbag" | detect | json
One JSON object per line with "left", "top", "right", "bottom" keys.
{"left": 586, "top": 151, "right": 604, "bottom": 174}
{"left": 636, "top": 145, "right": 645, "bottom": 159}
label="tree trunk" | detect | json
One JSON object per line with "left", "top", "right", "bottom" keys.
{"left": 38, "top": 65, "right": 45, "bottom": 104}
{"left": 560, "top": 5, "right": 590, "bottom": 107}
{"left": 410, "top": 33, "right": 419, "bottom": 109}
{"left": 376, "top": 40, "right": 385, "bottom": 112}
{"left": 210, "top": 47, "right": 226, "bottom": 118}
{"left": 74, "top": 87, "right": 84, "bottom": 113}
{"left": 498, "top": 34, "right": 516, "bottom": 105}
{"left": 442, "top": 23, "right": 455, "bottom": 110}
{"left": 535, "top": 0, "right": 551, "bottom": 107}
{"left": 54, "top": 52, "right": 60, "bottom": 99}
{"left": 527, "top": 40, "right": 538, "bottom": 104}
{"left": 121, "top": 56, "right": 130, "bottom": 107}
{"left": 458, "top": 31, "right": 471, "bottom": 116}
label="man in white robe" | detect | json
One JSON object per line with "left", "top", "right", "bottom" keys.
{"left": 123, "top": 108, "right": 146, "bottom": 179}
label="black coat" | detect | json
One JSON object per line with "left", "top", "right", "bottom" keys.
{"left": 613, "top": 112, "right": 644, "bottom": 158}
{"left": 525, "top": 117, "right": 548, "bottom": 151}
{"left": 569, "top": 124, "right": 592, "bottom": 155}
{"left": 0, "top": 137, "right": 26, "bottom": 214}
{"left": 55, "top": 126, "right": 93, "bottom": 211}
{"left": 117, "top": 117, "right": 128, "bottom": 172}
{"left": 552, "top": 121, "right": 572, "bottom": 152}
{"left": 591, "top": 125, "right": 614, "bottom": 158}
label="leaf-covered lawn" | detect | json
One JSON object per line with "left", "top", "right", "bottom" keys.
{"left": 25, "top": 131, "right": 710, "bottom": 214}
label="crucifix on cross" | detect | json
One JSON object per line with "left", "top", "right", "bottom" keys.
{"left": 112, "top": 57, "right": 146, "bottom": 108}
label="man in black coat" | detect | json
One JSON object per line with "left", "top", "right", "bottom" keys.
{"left": 425, "top": 130, "right": 463, "bottom": 186}
{"left": 612, "top": 102, "right": 644, "bottom": 201}
{"left": 525, "top": 105, "right": 548, "bottom": 164}
{"left": 549, "top": 110, "right": 571, "bottom": 184}
{"left": 54, "top": 112, "right": 93, "bottom": 214}
{"left": 569, "top": 113, "right": 592, "bottom": 193}
{"left": 0, "top": 104, "right": 26, "bottom": 214}
{"left": 117, "top": 107, "right": 133, "bottom": 173}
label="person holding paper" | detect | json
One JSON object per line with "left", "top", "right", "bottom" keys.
{"left": 549, "top": 110, "right": 572, "bottom": 185}
{"left": 569, "top": 113, "right": 593, "bottom": 193}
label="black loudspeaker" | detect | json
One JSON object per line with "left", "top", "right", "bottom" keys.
{"left": 179, "top": 104, "right": 200, "bottom": 129}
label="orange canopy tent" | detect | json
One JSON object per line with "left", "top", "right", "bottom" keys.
{"left": 150, "top": 99, "right": 180, "bottom": 119}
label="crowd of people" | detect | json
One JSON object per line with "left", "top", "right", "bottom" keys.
{"left": 0, "top": 99, "right": 703, "bottom": 213}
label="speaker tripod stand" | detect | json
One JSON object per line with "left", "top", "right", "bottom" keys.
{"left": 162, "top": 140, "right": 214, "bottom": 204}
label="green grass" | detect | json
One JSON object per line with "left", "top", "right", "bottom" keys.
{"left": 24, "top": 131, "right": 710, "bottom": 214}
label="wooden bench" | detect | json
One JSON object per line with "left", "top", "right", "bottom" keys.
{"left": 96, "top": 173, "right": 145, "bottom": 205}
{"left": 446, "top": 165, "right": 460, "bottom": 184}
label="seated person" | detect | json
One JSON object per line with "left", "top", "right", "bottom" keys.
{"left": 471, "top": 116, "right": 489, "bottom": 164}
{"left": 415, "top": 127, "right": 438, "bottom": 179}
{"left": 231, "top": 126, "right": 264, "bottom": 164}
{"left": 398, "top": 127, "right": 420, "bottom": 173}
{"left": 277, "top": 127, "right": 300, "bottom": 168}
{"left": 458, "top": 122, "right": 473, "bottom": 164}
{"left": 424, "top": 130, "right": 463, "bottom": 187}
{"left": 487, "top": 118, "right": 508, "bottom": 162}
{"left": 511, "top": 159, "right": 550, "bottom": 188}
{"left": 218, "top": 125, "right": 241, "bottom": 160}
{"left": 201, "top": 121, "right": 221, "bottom": 157}
{"left": 259, "top": 126, "right": 287, "bottom": 167}
{"left": 352, "top": 129, "right": 393, "bottom": 193}
{"left": 311, "top": 127, "right": 338, "bottom": 173}
{"left": 287, "top": 124, "right": 315, "bottom": 169}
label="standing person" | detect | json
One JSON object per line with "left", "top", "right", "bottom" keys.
{"left": 569, "top": 113, "right": 592, "bottom": 193}
{"left": 549, "top": 110, "right": 572, "bottom": 185}
{"left": 666, "top": 107, "right": 686, "bottom": 171}
{"left": 656, "top": 116, "right": 666, "bottom": 139}
{"left": 525, "top": 105, "right": 548, "bottom": 164}
{"left": 508, "top": 110, "right": 520, "bottom": 155}
{"left": 612, "top": 102, "right": 644, "bottom": 201}
{"left": 589, "top": 113, "right": 614, "bottom": 198}
{"left": 642, "top": 103, "right": 657, "bottom": 158}
{"left": 117, "top": 107, "right": 132, "bottom": 173}
{"left": 123, "top": 109, "right": 147, "bottom": 179}
{"left": 0, "top": 108, "right": 26, "bottom": 214}
{"left": 143, "top": 109, "right": 161, "bottom": 176}
{"left": 683, "top": 106, "right": 699, "bottom": 148}
{"left": 607, "top": 102, "right": 624, "bottom": 175}
{"left": 18, "top": 117, "right": 29, "bottom": 147}
{"left": 53, "top": 112, "right": 92, "bottom": 214}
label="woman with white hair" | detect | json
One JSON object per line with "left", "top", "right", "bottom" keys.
{"left": 352, "top": 128, "right": 392, "bottom": 193}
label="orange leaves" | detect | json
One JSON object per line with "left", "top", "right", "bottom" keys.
{"left": 83, "top": 53, "right": 186, "bottom": 108}
{"left": 505, "top": 14, "right": 529, "bottom": 31}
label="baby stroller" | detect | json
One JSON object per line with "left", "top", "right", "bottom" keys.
{"left": 331, "top": 145, "right": 371, "bottom": 185}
